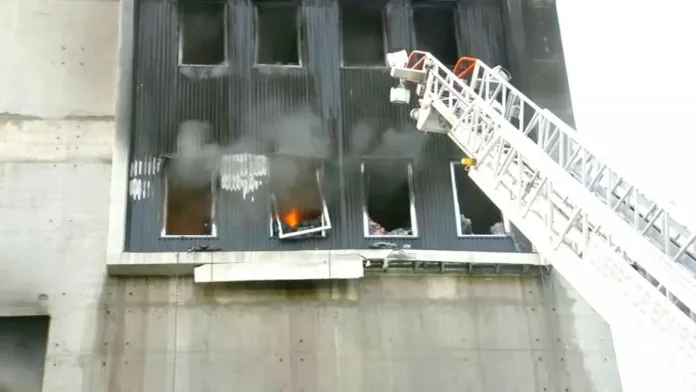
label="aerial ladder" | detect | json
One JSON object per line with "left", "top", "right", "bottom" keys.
{"left": 385, "top": 50, "right": 696, "bottom": 392}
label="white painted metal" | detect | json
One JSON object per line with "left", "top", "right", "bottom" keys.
{"left": 387, "top": 50, "right": 696, "bottom": 389}
{"left": 271, "top": 169, "right": 332, "bottom": 239}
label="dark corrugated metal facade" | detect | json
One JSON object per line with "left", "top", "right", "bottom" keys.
{"left": 125, "top": 0, "right": 571, "bottom": 252}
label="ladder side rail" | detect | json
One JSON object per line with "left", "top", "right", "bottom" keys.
{"left": 472, "top": 143, "right": 696, "bottom": 388}
{"left": 459, "top": 58, "right": 696, "bottom": 280}
{"left": 533, "top": 109, "right": 696, "bottom": 276}
{"left": 465, "top": 57, "right": 696, "bottom": 260}
{"left": 470, "top": 127, "right": 696, "bottom": 392}
{"left": 584, "top": 176, "right": 696, "bottom": 274}
{"left": 481, "top": 98, "right": 696, "bottom": 320}
{"left": 539, "top": 109, "right": 696, "bottom": 272}
{"left": 414, "top": 56, "right": 696, "bottom": 318}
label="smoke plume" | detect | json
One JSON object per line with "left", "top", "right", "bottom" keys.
{"left": 169, "top": 120, "right": 221, "bottom": 188}
{"left": 169, "top": 103, "right": 428, "bottom": 202}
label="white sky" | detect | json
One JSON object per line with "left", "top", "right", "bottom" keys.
{"left": 557, "top": 0, "right": 696, "bottom": 229}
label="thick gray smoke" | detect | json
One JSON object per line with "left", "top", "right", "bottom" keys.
{"left": 371, "top": 127, "right": 427, "bottom": 158}
{"left": 170, "top": 105, "right": 427, "bottom": 199}
{"left": 257, "top": 106, "right": 329, "bottom": 159}
{"left": 345, "top": 119, "right": 428, "bottom": 193}
{"left": 346, "top": 119, "right": 428, "bottom": 160}
{"left": 169, "top": 120, "right": 221, "bottom": 188}
{"left": 246, "top": 105, "right": 331, "bottom": 199}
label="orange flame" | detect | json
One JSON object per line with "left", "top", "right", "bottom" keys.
{"left": 283, "top": 208, "right": 300, "bottom": 228}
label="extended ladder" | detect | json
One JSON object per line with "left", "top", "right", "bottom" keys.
{"left": 387, "top": 50, "right": 696, "bottom": 391}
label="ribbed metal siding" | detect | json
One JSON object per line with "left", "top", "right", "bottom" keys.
{"left": 456, "top": 0, "right": 508, "bottom": 66}
{"left": 126, "top": 0, "right": 519, "bottom": 253}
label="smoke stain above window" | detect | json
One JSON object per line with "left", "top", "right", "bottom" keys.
{"left": 161, "top": 120, "right": 220, "bottom": 238}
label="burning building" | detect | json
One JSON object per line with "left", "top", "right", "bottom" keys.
{"left": 121, "top": 0, "right": 571, "bottom": 257}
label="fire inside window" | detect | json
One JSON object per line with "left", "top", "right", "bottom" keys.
{"left": 178, "top": 1, "right": 227, "bottom": 66}
{"left": 362, "top": 160, "right": 418, "bottom": 238}
{"left": 161, "top": 160, "right": 217, "bottom": 237}
{"left": 270, "top": 156, "right": 331, "bottom": 239}
{"left": 449, "top": 161, "right": 505, "bottom": 236}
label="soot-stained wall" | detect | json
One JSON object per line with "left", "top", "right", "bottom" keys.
{"left": 124, "top": 0, "right": 566, "bottom": 253}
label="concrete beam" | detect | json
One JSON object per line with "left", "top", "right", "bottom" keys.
{"left": 107, "top": 249, "right": 544, "bottom": 280}
{"left": 194, "top": 254, "right": 365, "bottom": 283}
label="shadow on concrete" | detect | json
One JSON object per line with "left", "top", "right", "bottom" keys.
{"left": 0, "top": 316, "right": 50, "bottom": 392}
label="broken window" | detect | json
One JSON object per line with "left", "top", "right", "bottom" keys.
{"left": 270, "top": 157, "right": 331, "bottom": 239}
{"left": 362, "top": 161, "right": 418, "bottom": 237}
{"left": 413, "top": 6, "right": 459, "bottom": 67}
{"left": 341, "top": 6, "right": 386, "bottom": 66}
{"left": 162, "top": 161, "right": 217, "bottom": 237}
{"left": 255, "top": 4, "right": 301, "bottom": 66}
{"left": 450, "top": 161, "right": 504, "bottom": 236}
{"left": 179, "top": 1, "right": 227, "bottom": 66}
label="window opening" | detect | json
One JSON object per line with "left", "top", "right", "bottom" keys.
{"left": 449, "top": 161, "right": 504, "bottom": 236}
{"left": 0, "top": 316, "right": 51, "bottom": 392}
{"left": 341, "top": 6, "right": 386, "bottom": 66}
{"left": 412, "top": 6, "right": 458, "bottom": 67}
{"left": 162, "top": 160, "right": 217, "bottom": 237}
{"left": 362, "top": 160, "right": 418, "bottom": 237}
{"left": 256, "top": 4, "right": 301, "bottom": 66}
{"left": 270, "top": 157, "right": 331, "bottom": 239}
{"left": 179, "top": 1, "right": 227, "bottom": 66}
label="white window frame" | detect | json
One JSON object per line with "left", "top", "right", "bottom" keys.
{"left": 270, "top": 163, "right": 331, "bottom": 239}
{"left": 178, "top": 1, "right": 229, "bottom": 67}
{"left": 160, "top": 166, "right": 218, "bottom": 239}
{"left": 361, "top": 160, "right": 419, "bottom": 238}
{"left": 449, "top": 160, "right": 509, "bottom": 237}
{"left": 254, "top": 3, "right": 304, "bottom": 68}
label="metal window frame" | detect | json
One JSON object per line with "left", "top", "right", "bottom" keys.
{"left": 160, "top": 165, "right": 218, "bottom": 239}
{"left": 253, "top": 3, "right": 304, "bottom": 68}
{"left": 268, "top": 215, "right": 328, "bottom": 239}
{"left": 361, "top": 160, "right": 419, "bottom": 238}
{"left": 270, "top": 164, "right": 332, "bottom": 239}
{"left": 449, "top": 160, "right": 508, "bottom": 238}
{"left": 177, "top": 1, "right": 230, "bottom": 67}
{"left": 339, "top": 5, "right": 389, "bottom": 69}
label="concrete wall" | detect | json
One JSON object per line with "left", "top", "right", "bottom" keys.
{"left": 0, "top": 0, "right": 119, "bottom": 390}
{"left": 0, "top": 0, "right": 621, "bottom": 391}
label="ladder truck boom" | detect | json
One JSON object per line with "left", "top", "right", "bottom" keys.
{"left": 386, "top": 49, "right": 696, "bottom": 391}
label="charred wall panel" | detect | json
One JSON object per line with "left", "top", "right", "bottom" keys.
{"left": 520, "top": 0, "right": 573, "bottom": 125}
{"left": 126, "top": 0, "right": 519, "bottom": 252}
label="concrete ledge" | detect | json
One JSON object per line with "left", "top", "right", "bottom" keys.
{"left": 107, "top": 249, "right": 544, "bottom": 279}
{"left": 194, "top": 254, "right": 364, "bottom": 283}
